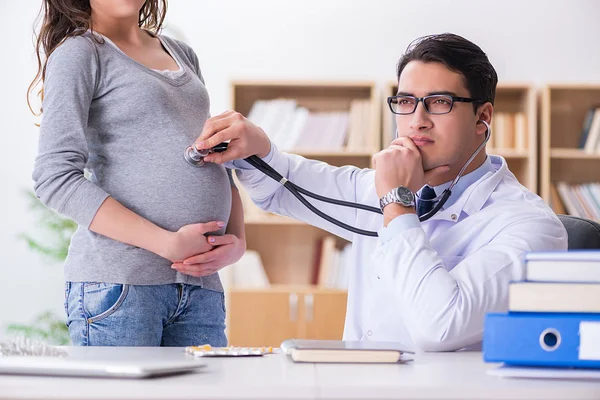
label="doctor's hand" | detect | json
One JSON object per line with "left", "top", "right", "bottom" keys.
{"left": 170, "top": 234, "right": 247, "bottom": 277}
{"left": 372, "top": 137, "right": 449, "bottom": 198}
{"left": 194, "top": 110, "right": 272, "bottom": 164}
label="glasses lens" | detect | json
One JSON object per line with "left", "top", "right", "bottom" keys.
{"left": 390, "top": 96, "right": 416, "bottom": 114}
{"left": 424, "top": 95, "right": 453, "bottom": 114}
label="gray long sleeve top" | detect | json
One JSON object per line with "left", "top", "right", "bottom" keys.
{"left": 32, "top": 31, "right": 232, "bottom": 289}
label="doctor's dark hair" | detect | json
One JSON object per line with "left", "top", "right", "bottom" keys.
{"left": 396, "top": 33, "right": 498, "bottom": 112}
{"left": 28, "top": 0, "right": 167, "bottom": 116}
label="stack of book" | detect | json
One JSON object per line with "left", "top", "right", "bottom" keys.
{"left": 245, "top": 98, "right": 376, "bottom": 152}
{"left": 483, "top": 251, "right": 600, "bottom": 368}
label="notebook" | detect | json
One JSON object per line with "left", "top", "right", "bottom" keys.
{"left": 0, "top": 356, "right": 206, "bottom": 379}
{"left": 280, "top": 339, "right": 414, "bottom": 364}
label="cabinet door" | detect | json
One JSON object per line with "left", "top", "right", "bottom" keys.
{"left": 301, "top": 290, "right": 348, "bottom": 340}
{"left": 227, "top": 289, "right": 301, "bottom": 347}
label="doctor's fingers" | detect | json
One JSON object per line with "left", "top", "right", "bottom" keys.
{"left": 372, "top": 145, "right": 411, "bottom": 162}
{"left": 203, "top": 135, "right": 246, "bottom": 164}
{"left": 195, "top": 110, "right": 236, "bottom": 142}
{"left": 197, "top": 126, "right": 241, "bottom": 155}
{"left": 196, "top": 112, "right": 244, "bottom": 148}
{"left": 390, "top": 136, "right": 419, "bottom": 152}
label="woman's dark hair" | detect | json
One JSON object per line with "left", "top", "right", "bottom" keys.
{"left": 28, "top": 0, "right": 167, "bottom": 115}
{"left": 396, "top": 33, "right": 498, "bottom": 111}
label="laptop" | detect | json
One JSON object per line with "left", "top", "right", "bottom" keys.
{"left": 280, "top": 339, "right": 414, "bottom": 364}
{"left": 0, "top": 356, "right": 206, "bottom": 378}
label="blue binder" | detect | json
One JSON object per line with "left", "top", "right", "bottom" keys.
{"left": 483, "top": 312, "right": 600, "bottom": 368}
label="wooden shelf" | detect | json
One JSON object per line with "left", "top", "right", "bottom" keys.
{"left": 295, "top": 151, "right": 375, "bottom": 158}
{"left": 227, "top": 80, "right": 380, "bottom": 345}
{"left": 231, "top": 79, "right": 377, "bottom": 285}
{"left": 551, "top": 148, "right": 600, "bottom": 159}
{"left": 231, "top": 79, "right": 381, "bottom": 149}
{"left": 382, "top": 82, "right": 538, "bottom": 191}
{"left": 488, "top": 148, "right": 530, "bottom": 158}
{"left": 540, "top": 84, "right": 600, "bottom": 207}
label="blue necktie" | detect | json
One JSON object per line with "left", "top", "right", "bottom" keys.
{"left": 417, "top": 186, "right": 437, "bottom": 217}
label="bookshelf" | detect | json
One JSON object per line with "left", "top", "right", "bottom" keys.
{"left": 227, "top": 80, "right": 381, "bottom": 346}
{"left": 383, "top": 82, "right": 538, "bottom": 192}
{"left": 541, "top": 84, "right": 600, "bottom": 219}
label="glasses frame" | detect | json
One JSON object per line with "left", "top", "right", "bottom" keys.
{"left": 387, "top": 94, "right": 482, "bottom": 115}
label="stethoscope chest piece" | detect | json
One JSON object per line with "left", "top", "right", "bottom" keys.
{"left": 184, "top": 145, "right": 209, "bottom": 167}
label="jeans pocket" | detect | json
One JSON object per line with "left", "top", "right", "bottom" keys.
{"left": 82, "top": 282, "right": 130, "bottom": 323}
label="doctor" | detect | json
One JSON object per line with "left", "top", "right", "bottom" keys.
{"left": 176, "top": 33, "right": 568, "bottom": 351}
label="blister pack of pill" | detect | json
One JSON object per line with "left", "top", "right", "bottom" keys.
{"left": 185, "top": 345, "right": 274, "bottom": 357}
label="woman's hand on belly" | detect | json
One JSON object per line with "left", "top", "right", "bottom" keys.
{"left": 161, "top": 221, "right": 224, "bottom": 263}
{"left": 170, "top": 234, "right": 246, "bottom": 277}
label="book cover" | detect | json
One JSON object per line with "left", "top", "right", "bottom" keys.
{"left": 280, "top": 339, "right": 414, "bottom": 364}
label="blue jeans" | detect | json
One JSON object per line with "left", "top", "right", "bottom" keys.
{"left": 64, "top": 282, "right": 227, "bottom": 347}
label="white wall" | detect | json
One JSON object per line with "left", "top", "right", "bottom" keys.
{"left": 1, "top": 0, "right": 599, "bottom": 332}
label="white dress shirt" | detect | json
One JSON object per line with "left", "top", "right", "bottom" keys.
{"left": 230, "top": 144, "right": 568, "bottom": 352}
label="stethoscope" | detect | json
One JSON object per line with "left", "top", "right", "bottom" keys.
{"left": 183, "top": 120, "right": 491, "bottom": 237}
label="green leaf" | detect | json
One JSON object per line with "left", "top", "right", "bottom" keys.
{"left": 6, "top": 312, "right": 70, "bottom": 346}
{"left": 18, "top": 189, "right": 76, "bottom": 264}
{"left": 6, "top": 191, "right": 74, "bottom": 343}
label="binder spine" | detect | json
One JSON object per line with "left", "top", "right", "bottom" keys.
{"left": 483, "top": 313, "right": 600, "bottom": 368}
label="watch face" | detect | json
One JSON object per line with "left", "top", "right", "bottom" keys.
{"left": 395, "top": 187, "right": 414, "bottom": 205}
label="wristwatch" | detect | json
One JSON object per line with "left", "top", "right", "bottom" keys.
{"left": 379, "top": 186, "right": 415, "bottom": 211}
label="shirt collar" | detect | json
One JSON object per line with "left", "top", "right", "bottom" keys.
{"left": 418, "top": 155, "right": 505, "bottom": 222}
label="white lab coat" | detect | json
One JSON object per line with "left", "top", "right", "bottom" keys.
{"left": 232, "top": 146, "right": 568, "bottom": 351}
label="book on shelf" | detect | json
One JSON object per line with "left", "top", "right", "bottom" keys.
{"left": 549, "top": 183, "right": 567, "bottom": 215}
{"left": 245, "top": 98, "right": 375, "bottom": 153}
{"left": 554, "top": 182, "right": 600, "bottom": 221}
{"left": 313, "top": 237, "right": 351, "bottom": 289}
{"left": 219, "top": 250, "right": 270, "bottom": 291}
{"left": 490, "top": 112, "right": 528, "bottom": 151}
{"left": 579, "top": 106, "right": 600, "bottom": 154}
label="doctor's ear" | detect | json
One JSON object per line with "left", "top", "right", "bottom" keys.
{"left": 476, "top": 103, "right": 493, "bottom": 134}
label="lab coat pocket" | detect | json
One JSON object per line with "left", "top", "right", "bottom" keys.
{"left": 439, "top": 256, "right": 465, "bottom": 272}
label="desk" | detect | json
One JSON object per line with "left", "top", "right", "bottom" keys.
{"left": 1, "top": 347, "right": 599, "bottom": 400}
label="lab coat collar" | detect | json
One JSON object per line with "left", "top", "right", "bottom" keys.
{"left": 427, "top": 155, "right": 507, "bottom": 223}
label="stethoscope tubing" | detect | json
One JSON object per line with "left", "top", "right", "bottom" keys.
{"left": 185, "top": 121, "right": 491, "bottom": 237}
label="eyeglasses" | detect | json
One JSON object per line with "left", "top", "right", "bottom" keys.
{"left": 387, "top": 94, "right": 481, "bottom": 115}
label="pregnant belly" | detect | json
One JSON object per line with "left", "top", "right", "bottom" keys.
{"left": 103, "top": 164, "right": 233, "bottom": 233}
